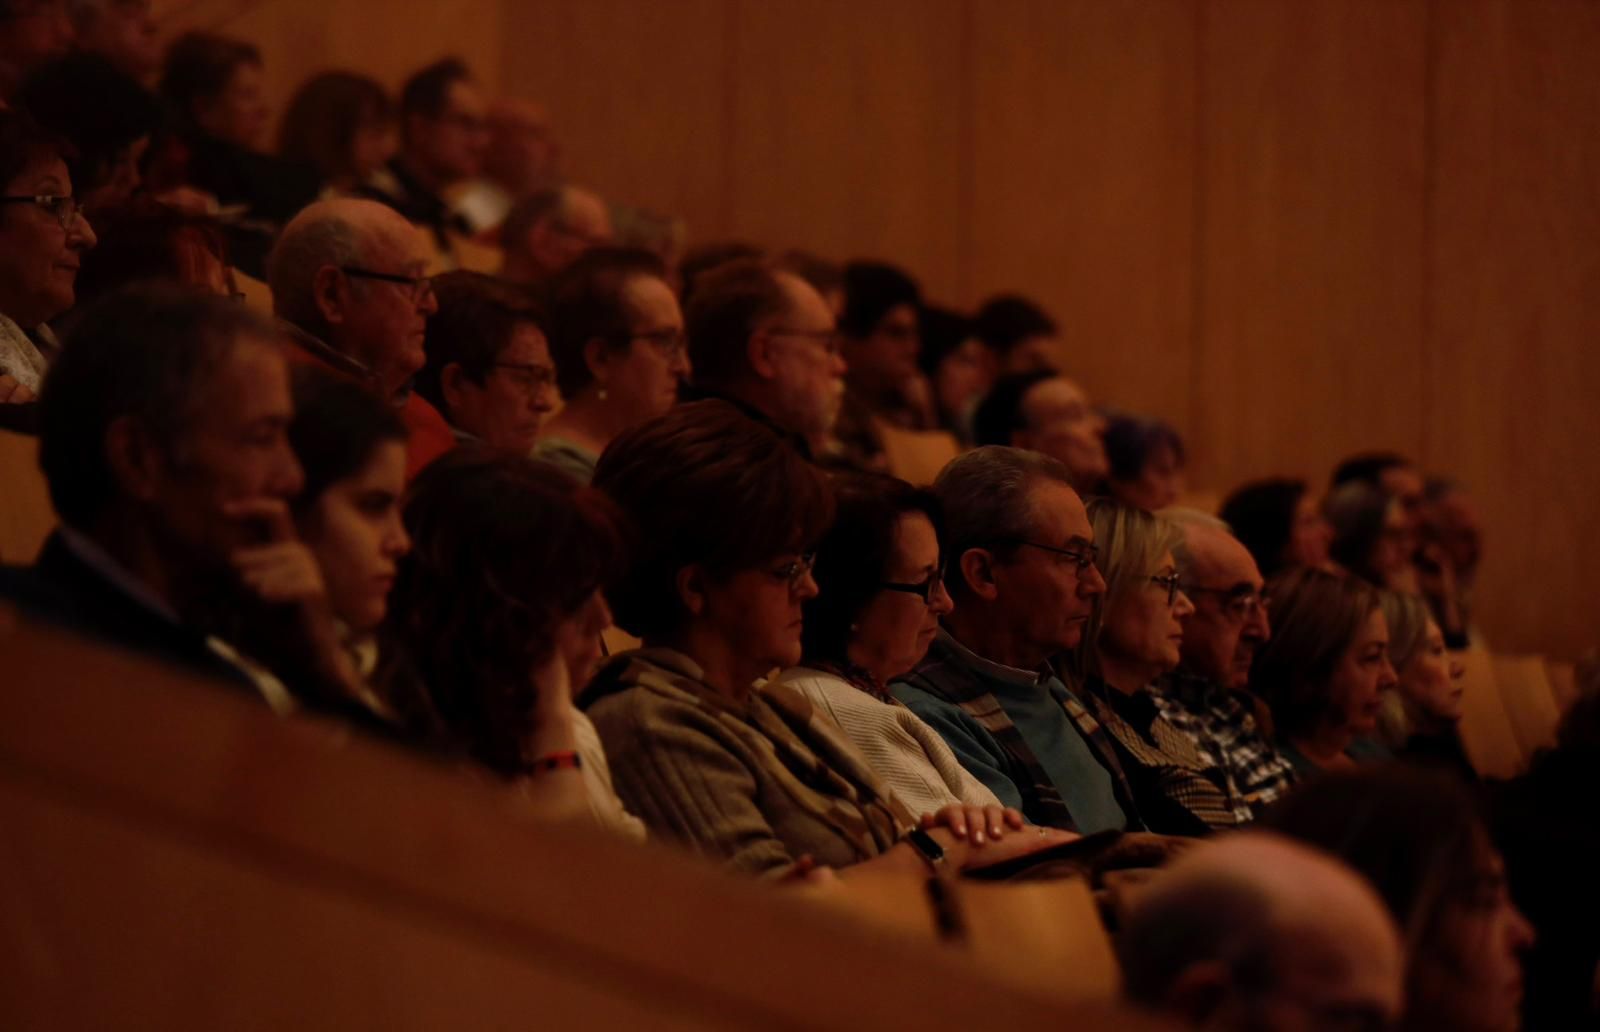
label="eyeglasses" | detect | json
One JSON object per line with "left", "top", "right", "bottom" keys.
{"left": 493, "top": 361, "right": 556, "bottom": 393}
{"left": 339, "top": 266, "right": 434, "bottom": 305}
{"left": 769, "top": 552, "right": 817, "bottom": 590}
{"left": 627, "top": 328, "right": 688, "bottom": 362}
{"left": 881, "top": 562, "right": 947, "bottom": 604}
{"left": 769, "top": 327, "right": 843, "bottom": 357}
{"left": 0, "top": 194, "right": 85, "bottom": 231}
{"left": 985, "top": 538, "right": 1099, "bottom": 572}
{"left": 1149, "top": 571, "right": 1183, "bottom": 606}
{"left": 1184, "top": 584, "right": 1270, "bottom": 620}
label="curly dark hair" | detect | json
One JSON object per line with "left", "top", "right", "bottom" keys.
{"left": 379, "top": 450, "right": 627, "bottom": 776}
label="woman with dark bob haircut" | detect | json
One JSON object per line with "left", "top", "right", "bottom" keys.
{"left": 772, "top": 473, "right": 1014, "bottom": 820}
{"left": 1219, "top": 476, "right": 1334, "bottom": 581}
{"left": 1253, "top": 567, "right": 1398, "bottom": 780}
{"left": 377, "top": 449, "right": 643, "bottom": 839}
{"left": 1268, "top": 765, "right": 1535, "bottom": 1032}
{"left": 585, "top": 401, "right": 1065, "bottom": 877}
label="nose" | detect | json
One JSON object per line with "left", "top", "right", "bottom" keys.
{"left": 1079, "top": 563, "right": 1107, "bottom": 598}
{"left": 671, "top": 347, "right": 692, "bottom": 378}
{"left": 385, "top": 515, "right": 411, "bottom": 559}
{"left": 1378, "top": 655, "right": 1400, "bottom": 691}
{"left": 831, "top": 349, "right": 848, "bottom": 379}
{"left": 794, "top": 569, "right": 820, "bottom": 602}
{"left": 417, "top": 284, "right": 439, "bottom": 316}
{"left": 1173, "top": 589, "right": 1195, "bottom": 618}
{"left": 1247, "top": 604, "right": 1271, "bottom": 642}
{"left": 70, "top": 211, "right": 98, "bottom": 250}
{"left": 1450, "top": 658, "right": 1465, "bottom": 680}
{"left": 929, "top": 576, "right": 954, "bottom": 617}
{"left": 272, "top": 444, "right": 305, "bottom": 499}
{"left": 532, "top": 384, "right": 555, "bottom": 414}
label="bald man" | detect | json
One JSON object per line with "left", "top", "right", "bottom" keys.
{"left": 500, "top": 185, "right": 613, "bottom": 288}
{"left": 1119, "top": 833, "right": 1405, "bottom": 1030}
{"left": 1150, "top": 510, "right": 1296, "bottom": 818}
{"left": 268, "top": 198, "right": 454, "bottom": 478}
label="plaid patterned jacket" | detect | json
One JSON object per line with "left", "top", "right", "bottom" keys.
{"left": 1148, "top": 668, "right": 1297, "bottom": 818}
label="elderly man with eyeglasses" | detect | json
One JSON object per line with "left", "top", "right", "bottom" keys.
{"left": 268, "top": 197, "right": 455, "bottom": 479}
{"left": 891, "top": 446, "right": 1140, "bottom": 834}
{"left": 1150, "top": 509, "right": 1297, "bottom": 819}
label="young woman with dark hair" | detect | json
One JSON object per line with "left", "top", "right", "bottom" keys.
{"left": 587, "top": 401, "right": 1069, "bottom": 877}
{"left": 1101, "top": 412, "right": 1187, "bottom": 513}
{"left": 1269, "top": 765, "right": 1535, "bottom": 1032}
{"left": 1219, "top": 476, "right": 1334, "bottom": 580}
{"left": 377, "top": 448, "right": 642, "bottom": 839}
{"left": 772, "top": 473, "right": 1009, "bottom": 819}
{"left": 277, "top": 71, "right": 396, "bottom": 192}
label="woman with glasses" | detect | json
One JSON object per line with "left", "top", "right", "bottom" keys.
{"left": 1073, "top": 499, "right": 1249, "bottom": 834}
{"left": 0, "top": 109, "right": 96, "bottom": 407}
{"left": 534, "top": 247, "right": 689, "bottom": 483}
{"left": 586, "top": 402, "right": 1067, "bottom": 877}
{"left": 772, "top": 473, "right": 1014, "bottom": 820}
{"left": 1253, "top": 566, "right": 1400, "bottom": 780}
{"left": 416, "top": 271, "right": 556, "bottom": 454}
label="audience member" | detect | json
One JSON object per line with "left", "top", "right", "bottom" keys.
{"left": 682, "top": 257, "right": 843, "bottom": 457}
{"left": 2, "top": 285, "right": 368, "bottom": 714}
{"left": 1376, "top": 589, "right": 1472, "bottom": 778}
{"left": 1074, "top": 500, "right": 1245, "bottom": 834}
{"left": 1269, "top": 765, "right": 1535, "bottom": 1032}
{"left": 267, "top": 197, "right": 455, "bottom": 478}
{"left": 1218, "top": 476, "right": 1334, "bottom": 580}
{"left": 71, "top": 200, "right": 232, "bottom": 306}
{"left": 0, "top": 0, "right": 74, "bottom": 104}
{"left": 915, "top": 304, "right": 990, "bottom": 446}
{"left": 777, "top": 249, "right": 843, "bottom": 317}
{"left": 1422, "top": 475, "right": 1484, "bottom": 634}
{"left": 499, "top": 184, "right": 612, "bottom": 288}
{"left": 588, "top": 403, "right": 1060, "bottom": 876}
{"left": 893, "top": 447, "right": 1136, "bottom": 833}
{"left": 454, "top": 96, "right": 558, "bottom": 235}
{"left": 677, "top": 239, "right": 761, "bottom": 309}
{"left": 1151, "top": 509, "right": 1296, "bottom": 818}
{"left": 533, "top": 246, "right": 685, "bottom": 483}
{"left": 416, "top": 270, "right": 553, "bottom": 453}
{"left": 773, "top": 473, "right": 1003, "bottom": 818}
{"left": 358, "top": 57, "right": 486, "bottom": 263}
{"left": 972, "top": 370, "right": 1109, "bottom": 496}
{"left": 973, "top": 293, "right": 1059, "bottom": 374}
{"left": 1332, "top": 450, "right": 1427, "bottom": 524}
{"left": 0, "top": 108, "right": 97, "bottom": 403}
{"left": 68, "top": 0, "right": 160, "bottom": 83}
{"left": 277, "top": 71, "right": 396, "bottom": 194}
{"left": 1325, "top": 478, "right": 1417, "bottom": 591}
{"left": 286, "top": 366, "right": 409, "bottom": 712}
{"left": 1253, "top": 567, "right": 1398, "bottom": 779}
{"left": 832, "top": 260, "right": 922, "bottom": 471}
{"left": 1101, "top": 411, "right": 1186, "bottom": 511}
{"left": 376, "top": 449, "right": 643, "bottom": 838}
{"left": 1119, "top": 832, "right": 1404, "bottom": 1030}
{"left": 16, "top": 51, "right": 160, "bottom": 213}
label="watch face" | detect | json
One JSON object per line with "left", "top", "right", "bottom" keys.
{"left": 908, "top": 826, "right": 946, "bottom": 864}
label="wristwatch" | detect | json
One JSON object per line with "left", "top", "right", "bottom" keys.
{"left": 905, "top": 826, "right": 948, "bottom": 872}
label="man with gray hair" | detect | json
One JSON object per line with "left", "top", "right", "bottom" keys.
{"left": 891, "top": 446, "right": 1135, "bottom": 832}
{"left": 268, "top": 197, "right": 454, "bottom": 478}
{"left": 1150, "top": 508, "right": 1295, "bottom": 817}
{"left": 1118, "top": 833, "right": 1404, "bottom": 1030}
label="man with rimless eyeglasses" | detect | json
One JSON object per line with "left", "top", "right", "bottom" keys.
{"left": 1151, "top": 509, "right": 1297, "bottom": 818}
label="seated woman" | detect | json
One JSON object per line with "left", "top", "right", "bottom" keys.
{"left": 1325, "top": 478, "right": 1418, "bottom": 591}
{"left": 1073, "top": 499, "right": 1248, "bottom": 834}
{"left": 0, "top": 109, "right": 97, "bottom": 406}
{"left": 587, "top": 400, "right": 1067, "bottom": 877}
{"left": 416, "top": 271, "right": 556, "bottom": 452}
{"left": 534, "top": 248, "right": 688, "bottom": 482}
{"left": 377, "top": 449, "right": 643, "bottom": 840}
{"left": 287, "top": 367, "right": 411, "bottom": 715}
{"left": 1252, "top": 567, "right": 1399, "bottom": 779}
{"left": 1101, "top": 413, "right": 1186, "bottom": 512}
{"left": 1268, "top": 765, "right": 1535, "bottom": 1032}
{"left": 277, "top": 71, "right": 396, "bottom": 195}
{"left": 772, "top": 473, "right": 1003, "bottom": 818}
{"left": 1376, "top": 590, "right": 1473, "bottom": 779}
{"left": 914, "top": 305, "right": 991, "bottom": 445}
{"left": 1219, "top": 476, "right": 1335, "bottom": 580}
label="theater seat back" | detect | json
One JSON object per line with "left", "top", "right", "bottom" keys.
{"left": 0, "top": 429, "right": 53, "bottom": 564}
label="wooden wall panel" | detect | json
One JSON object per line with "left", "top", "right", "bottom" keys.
{"left": 1428, "top": 0, "right": 1600, "bottom": 657}
{"left": 1193, "top": 0, "right": 1429, "bottom": 490}
{"left": 724, "top": 0, "right": 966, "bottom": 301}
{"left": 968, "top": 0, "right": 1197, "bottom": 437}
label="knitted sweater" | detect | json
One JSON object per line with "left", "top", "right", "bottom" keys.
{"left": 773, "top": 667, "right": 1001, "bottom": 818}
{"left": 585, "top": 649, "right": 912, "bottom": 877}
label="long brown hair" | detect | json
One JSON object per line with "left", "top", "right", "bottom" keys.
{"left": 1252, "top": 566, "right": 1381, "bottom": 740}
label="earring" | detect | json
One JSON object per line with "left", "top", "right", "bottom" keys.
{"left": 597, "top": 386, "right": 609, "bottom": 401}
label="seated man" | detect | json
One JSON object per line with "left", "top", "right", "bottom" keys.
{"left": 972, "top": 369, "right": 1109, "bottom": 497}
{"left": 683, "top": 257, "right": 844, "bottom": 458}
{"left": 1150, "top": 509, "right": 1296, "bottom": 817}
{"left": 831, "top": 260, "right": 923, "bottom": 472}
{"left": 0, "top": 285, "right": 359, "bottom": 712}
{"left": 499, "top": 184, "right": 612, "bottom": 289}
{"left": 892, "top": 446, "right": 1134, "bottom": 833}
{"left": 454, "top": 96, "right": 559, "bottom": 237}
{"left": 1118, "top": 833, "right": 1404, "bottom": 1030}
{"left": 268, "top": 197, "right": 454, "bottom": 478}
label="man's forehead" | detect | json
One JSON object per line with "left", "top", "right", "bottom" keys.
{"left": 774, "top": 272, "right": 833, "bottom": 329}
{"left": 1191, "top": 524, "right": 1262, "bottom": 585}
{"left": 1028, "top": 479, "right": 1090, "bottom": 540}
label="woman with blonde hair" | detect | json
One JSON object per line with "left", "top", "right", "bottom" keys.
{"left": 1377, "top": 590, "right": 1473, "bottom": 778}
{"left": 1073, "top": 499, "right": 1248, "bottom": 834}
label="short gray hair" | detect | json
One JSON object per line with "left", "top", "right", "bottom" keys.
{"left": 1159, "top": 506, "right": 1230, "bottom": 580}
{"left": 268, "top": 208, "right": 369, "bottom": 333}
{"left": 935, "top": 446, "right": 1075, "bottom": 591}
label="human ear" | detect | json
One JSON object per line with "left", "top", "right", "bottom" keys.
{"left": 312, "top": 265, "right": 347, "bottom": 326}
{"left": 957, "top": 548, "right": 1001, "bottom": 603}
{"left": 675, "top": 564, "right": 708, "bottom": 617}
{"left": 104, "top": 415, "right": 166, "bottom": 504}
